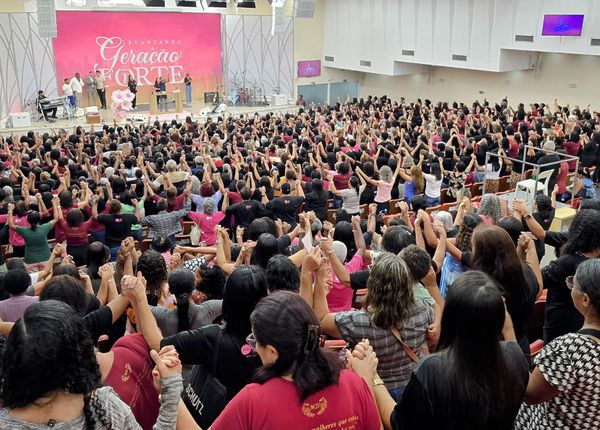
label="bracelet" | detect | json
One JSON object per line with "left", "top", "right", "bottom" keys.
{"left": 216, "top": 240, "right": 223, "bottom": 244}
{"left": 373, "top": 378, "right": 385, "bottom": 387}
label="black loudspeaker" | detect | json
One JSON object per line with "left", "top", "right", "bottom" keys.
{"left": 204, "top": 92, "right": 219, "bottom": 104}
{"left": 143, "top": 0, "right": 165, "bottom": 6}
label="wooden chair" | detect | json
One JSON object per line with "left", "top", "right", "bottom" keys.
{"left": 498, "top": 175, "right": 511, "bottom": 192}
{"left": 388, "top": 199, "right": 403, "bottom": 214}
{"left": 140, "top": 238, "right": 153, "bottom": 253}
{"left": 440, "top": 188, "right": 451, "bottom": 204}
{"left": 359, "top": 204, "right": 368, "bottom": 220}
{"left": 352, "top": 288, "right": 368, "bottom": 309}
{"left": 323, "top": 339, "right": 348, "bottom": 350}
{"left": 470, "top": 182, "right": 484, "bottom": 197}
{"left": 327, "top": 208, "right": 337, "bottom": 225}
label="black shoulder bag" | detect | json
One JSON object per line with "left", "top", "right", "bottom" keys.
{"left": 182, "top": 325, "right": 228, "bottom": 429}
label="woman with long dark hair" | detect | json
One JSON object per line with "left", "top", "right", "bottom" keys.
{"left": 304, "top": 178, "right": 329, "bottom": 222}
{"left": 0, "top": 300, "right": 183, "bottom": 429}
{"left": 150, "top": 268, "right": 222, "bottom": 337}
{"left": 469, "top": 224, "right": 540, "bottom": 356}
{"left": 211, "top": 291, "right": 381, "bottom": 430}
{"left": 57, "top": 207, "right": 92, "bottom": 267}
{"left": 350, "top": 271, "right": 529, "bottom": 430}
{"left": 161, "top": 265, "right": 268, "bottom": 428}
{"left": 423, "top": 160, "right": 444, "bottom": 207}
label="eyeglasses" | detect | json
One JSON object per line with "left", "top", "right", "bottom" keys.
{"left": 245, "top": 333, "right": 257, "bottom": 350}
{"left": 566, "top": 276, "right": 580, "bottom": 292}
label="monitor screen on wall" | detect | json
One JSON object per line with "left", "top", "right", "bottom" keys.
{"left": 542, "top": 14, "right": 584, "bottom": 36}
{"left": 298, "top": 60, "right": 321, "bottom": 78}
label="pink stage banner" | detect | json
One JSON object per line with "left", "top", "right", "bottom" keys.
{"left": 53, "top": 11, "right": 221, "bottom": 97}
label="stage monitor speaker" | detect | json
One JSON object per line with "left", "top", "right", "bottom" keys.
{"left": 294, "top": 0, "right": 315, "bottom": 18}
{"left": 37, "top": 0, "right": 57, "bottom": 38}
{"left": 176, "top": 0, "right": 197, "bottom": 6}
{"left": 203, "top": 92, "right": 219, "bottom": 104}
{"left": 208, "top": 0, "right": 227, "bottom": 6}
{"left": 143, "top": 0, "right": 165, "bottom": 6}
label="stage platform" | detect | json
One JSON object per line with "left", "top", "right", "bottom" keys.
{"left": 0, "top": 102, "right": 299, "bottom": 135}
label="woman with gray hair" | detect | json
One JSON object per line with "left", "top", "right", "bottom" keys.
{"left": 188, "top": 193, "right": 228, "bottom": 246}
{"left": 477, "top": 193, "right": 504, "bottom": 225}
{"left": 356, "top": 162, "right": 402, "bottom": 214}
{"left": 515, "top": 258, "right": 600, "bottom": 430}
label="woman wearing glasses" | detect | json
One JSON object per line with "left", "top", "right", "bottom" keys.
{"left": 211, "top": 291, "right": 381, "bottom": 430}
{"left": 515, "top": 258, "right": 600, "bottom": 429}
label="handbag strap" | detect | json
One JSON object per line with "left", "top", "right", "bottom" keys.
{"left": 210, "top": 326, "right": 224, "bottom": 376}
{"left": 390, "top": 326, "right": 420, "bottom": 363}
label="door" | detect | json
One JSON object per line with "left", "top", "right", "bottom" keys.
{"left": 329, "top": 81, "right": 359, "bottom": 105}
{"left": 297, "top": 84, "right": 328, "bottom": 106}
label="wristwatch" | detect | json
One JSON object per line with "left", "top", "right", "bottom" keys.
{"left": 373, "top": 377, "right": 385, "bottom": 387}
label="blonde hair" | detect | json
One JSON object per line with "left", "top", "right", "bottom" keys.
{"left": 410, "top": 165, "right": 425, "bottom": 194}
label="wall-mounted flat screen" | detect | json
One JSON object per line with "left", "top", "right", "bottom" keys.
{"left": 298, "top": 60, "right": 321, "bottom": 78}
{"left": 542, "top": 14, "right": 584, "bottom": 36}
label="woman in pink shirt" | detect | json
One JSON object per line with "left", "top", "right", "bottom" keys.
{"left": 356, "top": 163, "right": 401, "bottom": 214}
{"left": 187, "top": 194, "right": 228, "bottom": 245}
{"left": 0, "top": 201, "right": 30, "bottom": 258}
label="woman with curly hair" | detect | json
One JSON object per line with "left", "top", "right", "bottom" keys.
{"left": 137, "top": 249, "right": 174, "bottom": 308}
{"left": 305, "top": 251, "right": 433, "bottom": 402}
{"left": 541, "top": 208, "right": 600, "bottom": 342}
{"left": 0, "top": 300, "right": 183, "bottom": 429}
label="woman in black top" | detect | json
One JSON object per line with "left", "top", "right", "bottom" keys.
{"left": 127, "top": 74, "right": 137, "bottom": 109}
{"left": 161, "top": 265, "right": 267, "bottom": 428}
{"left": 541, "top": 208, "right": 600, "bottom": 343}
{"left": 350, "top": 271, "right": 529, "bottom": 430}
{"left": 303, "top": 178, "right": 328, "bottom": 222}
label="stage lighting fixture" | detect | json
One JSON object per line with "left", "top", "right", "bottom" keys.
{"left": 176, "top": 0, "right": 197, "bottom": 5}
{"left": 208, "top": 0, "right": 228, "bottom": 6}
{"left": 235, "top": 0, "right": 256, "bottom": 7}
{"left": 143, "top": 0, "right": 165, "bottom": 6}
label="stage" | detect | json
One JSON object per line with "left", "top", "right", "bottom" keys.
{"left": 0, "top": 101, "right": 299, "bottom": 135}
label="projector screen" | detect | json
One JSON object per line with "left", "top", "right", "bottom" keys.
{"left": 542, "top": 14, "right": 584, "bottom": 36}
{"left": 298, "top": 60, "right": 321, "bottom": 78}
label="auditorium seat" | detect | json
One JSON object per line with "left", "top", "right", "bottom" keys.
{"left": 388, "top": 199, "right": 402, "bottom": 214}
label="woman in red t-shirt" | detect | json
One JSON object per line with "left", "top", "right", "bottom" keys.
{"left": 57, "top": 207, "right": 92, "bottom": 267}
{"left": 211, "top": 291, "right": 381, "bottom": 430}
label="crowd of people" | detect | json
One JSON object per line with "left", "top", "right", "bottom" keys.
{"left": 0, "top": 94, "right": 598, "bottom": 429}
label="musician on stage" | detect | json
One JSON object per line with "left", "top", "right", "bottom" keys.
{"left": 184, "top": 72, "right": 192, "bottom": 105}
{"left": 36, "top": 90, "right": 57, "bottom": 121}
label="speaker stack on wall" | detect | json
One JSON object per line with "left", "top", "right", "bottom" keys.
{"left": 294, "top": 0, "right": 315, "bottom": 18}
{"left": 37, "top": 0, "right": 57, "bottom": 38}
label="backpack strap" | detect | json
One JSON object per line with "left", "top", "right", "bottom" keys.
{"left": 390, "top": 326, "right": 420, "bottom": 363}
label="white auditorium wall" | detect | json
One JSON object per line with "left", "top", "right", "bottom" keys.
{"left": 340, "top": 52, "right": 600, "bottom": 108}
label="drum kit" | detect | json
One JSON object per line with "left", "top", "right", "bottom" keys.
{"left": 228, "top": 72, "right": 268, "bottom": 107}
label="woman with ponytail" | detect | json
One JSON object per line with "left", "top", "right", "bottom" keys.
{"left": 328, "top": 175, "right": 365, "bottom": 215}
{"left": 211, "top": 291, "right": 381, "bottom": 430}
{"left": 150, "top": 268, "right": 223, "bottom": 337}
{"left": 6, "top": 196, "right": 60, "bottom": 266}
